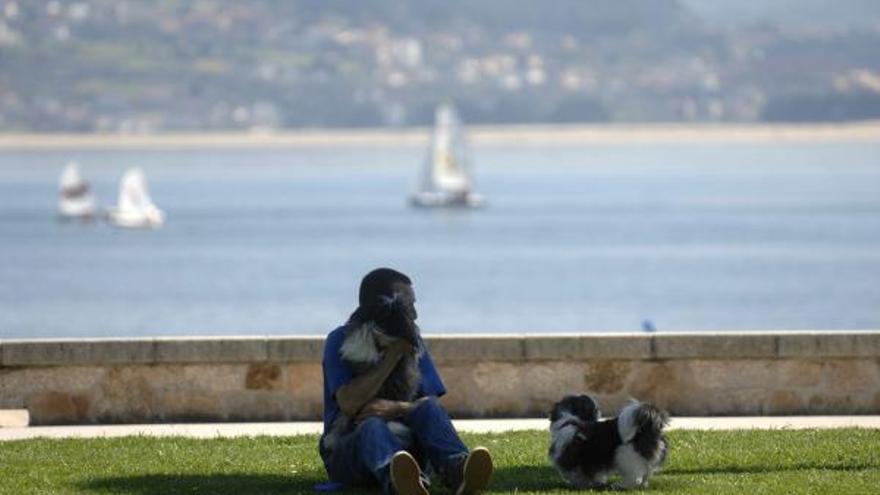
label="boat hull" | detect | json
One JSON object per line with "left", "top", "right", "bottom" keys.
{"left": 409, "top": 191, "right": 483, "bottom": 208}
{"left": 58, "top": 196, "right": 97, "bottom": 220}
{"left": 105, "top": 208, "right": 165, "bottom": 229}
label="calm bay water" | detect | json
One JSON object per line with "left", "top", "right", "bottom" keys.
{"left": 1, "top": 141, "right": 879, "bottom": 338}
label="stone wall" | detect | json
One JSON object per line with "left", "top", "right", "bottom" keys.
{"left": 1, "top": 332, "right": 878, "bottom": 425}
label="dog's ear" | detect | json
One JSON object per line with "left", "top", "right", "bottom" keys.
{"left": 382, "top": 302, "right": 419, "bottom": 346}
{"left": 576, "top": 394, "right": 600, "bottom": 421}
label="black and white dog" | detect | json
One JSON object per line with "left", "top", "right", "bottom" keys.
{"left": 321, "top": 291, "right": 423, "bottom": 452}
{"left": 548, "top": 394, "right": 669, "bottom": 490}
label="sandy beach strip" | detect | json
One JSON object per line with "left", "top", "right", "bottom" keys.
{"left": 1, "top": 121, "right": 880, "bottom": 150}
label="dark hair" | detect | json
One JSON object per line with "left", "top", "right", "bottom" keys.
{"left": 347, "top": 268, "right": 418, "bottom": 345}
{"left": 358, "top": 268, "right": 412, "bottom": 307}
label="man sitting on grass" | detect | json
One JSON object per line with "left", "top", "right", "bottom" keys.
{"left": 319, "top": 268, "right": 493, "bottom": 495}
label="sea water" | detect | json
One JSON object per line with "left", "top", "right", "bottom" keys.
{"left": 1, "top": 141, "right": 878, "bottom": 338}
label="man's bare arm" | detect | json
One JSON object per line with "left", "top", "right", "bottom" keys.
{"left": 335, "top": 339, "right": 412, "bottom": 418}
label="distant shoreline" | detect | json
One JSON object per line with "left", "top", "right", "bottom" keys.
{"left": 2, "top": 121, "right": 880, "bottom": 150}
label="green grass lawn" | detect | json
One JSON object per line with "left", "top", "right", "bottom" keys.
{"left": 1, "top": 429, "right": 879, "bottom": 494}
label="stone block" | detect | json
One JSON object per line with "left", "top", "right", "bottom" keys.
{"left": 179, "top": 364, "right": 249, "bottom": 392}
{"left": 523, "top": 362, "right": 586, "bottom": 401}
{"left": 823, "top": 360, "right": 880, "bottom": 390}
{"left": 89, "top": 367, "right": 157, "bottom": 423}
{"left": 2, "top": 339, "right": 155, "bottom": 366}
{"left": 287, "top": 396, "right": 323, "bottom": 420}
{"left": 524, "top": 398, "right": 556, "bottom": 417}
{"left": 767, "top": 390, "right": 805, "bottom": 414}
{"left": 0, "top": 366, "right": 105, "bottom": 409}
{"left": 154, "top": 337, "right": 267, "bottom": 363}
{"left": 432, "top": 365, "right": 479, "bottom": 414}
{"left": 524, "top": 334, "right": 650, "bottom": 360}
{"left": 224, "top": 391, "right": 290, "bottom": 421}
{"left": 778, "top": 332, "right": 880, "bottom": 358}
{"left": 776, "top": 360, "right": 824, "bottom": 388}
{"left": 653, "top": 333, "right": 776, "bottom": 359}
{"left": 807, "top": 394, "right": 828, "bottom": 412}
{"left": 625, "top": 361, "right": 692, "bottom": 411}
{"left": 96, "top": 364, "right": 244, "bottom": 394}
{"left": 438, "top": 362, "right": 522, "bottom": 417}
{"left": 583, "top": 361, "right": 632, "bottom": 394}
{"left": 805, "top": 393, "right": 870, "bottom": 414}
{"left": 425, "top": 336, "right": 524, "bottom": 363}
{"left": 701, "top": 388, "right": 767, "bottom": 415}
{"left": 157, "top": 390, "right": 225, "bottom": 422}
{"left": 26, "top": 391, "right": 92, "bottom": 425}
{"left": 267, "top": 337, "right": 324, "bottom": 362}
{"left": 284, "top": 363, "right": 323, "bottom": 401}
{"left": 686, "top": 360, "right": 775, "bottom": 389}
{"left": 245, "top": 364, "right": 282, "bottom": 391}
{"left": 472, "top": 362, "right": 522, "bottom": 398}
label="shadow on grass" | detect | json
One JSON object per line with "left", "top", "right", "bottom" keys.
{"left": 665, "top": 462, "right": 878, "bottom": 476}
{"left": 490, "top": 463, "right": 880, "bottom": 492}
{"left": 491, "top": 465, "right": 566, "bottom": 492}
{"left": 489, "top": 465, "right": 668, "bottom": 492}
{"left": 76, "top": 474, "right": 377, "bottom": 495}
{"left": 79, "top": 468, "right": 580, "bottom": 494}
{"left": 75, "top": 463, "right": 875, "bottom": 494}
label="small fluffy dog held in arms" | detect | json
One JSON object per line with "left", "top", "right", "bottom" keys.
{"left": 548, "top": 394, "right": 669, "bottom": 490}
{"left": 321, "top": 287, "right": 423, "bottom": 453}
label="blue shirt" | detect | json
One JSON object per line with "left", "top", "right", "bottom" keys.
{"left": 322, "top": 325, "right": 446, "bottom": 432}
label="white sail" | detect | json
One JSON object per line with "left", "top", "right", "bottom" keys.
{"left": 430, "top": 105, "right": 470, "bottom": 192}
{"left": 58, "top": 162, "right": 97, "bottom": 219}
{"left": 106, "top": 167, "right": 165, "bottom": 228}
{"left": 411, "top": 103, "right": 482, "bottom": 207}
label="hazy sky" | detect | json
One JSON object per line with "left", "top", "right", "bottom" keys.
{"left": 681, "top": 0, "right": 880, "bottom": 28}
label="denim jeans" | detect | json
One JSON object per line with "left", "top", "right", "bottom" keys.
{"left": 321, "top": 397, "right": 469, "bottom": 494}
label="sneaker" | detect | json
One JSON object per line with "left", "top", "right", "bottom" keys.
{"left": 391, "top": 450, "right": 429, "bottom": 495}
{"left": 455, "top": 447, "right": 493, "bottom": 495}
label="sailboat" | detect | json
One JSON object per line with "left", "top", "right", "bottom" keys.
{"left": 410, "top": 103, "right": 483, "bottom": 208}
{"left": 105, "top": 167, "right": 165, "bottom": 229}
{"left": 58, "top": 162, "right": 97, "bottom": 220}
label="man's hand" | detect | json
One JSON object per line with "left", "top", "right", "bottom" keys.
{"left": 355, "top": 397, "right": 428, "bottom": 423}
{"left": 336, "top": 337, "right": 416, "bottom": 418}
{"left": 355, "top": 398, "right": 408, "bottom": 422}
{"left": 385, "top": 337, "right": 417, "bottom": 358}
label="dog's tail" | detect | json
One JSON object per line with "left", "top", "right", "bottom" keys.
{"left": 617, "top": 401, "right": 670, "bottom": 464}
{"left": 617, "top": 401, "right": 668, "bottom": 442}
